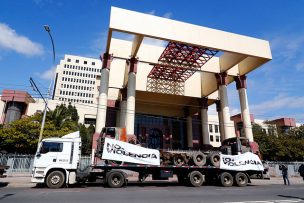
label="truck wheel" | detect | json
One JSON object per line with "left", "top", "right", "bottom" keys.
{"left": 46, "top": 171, "right": 65, "bottom": 189}
{"left": 235, "top": 172, "right": 248, "bottom": 187}
{"left": 208, "top": 152, "right": 220, "bottom": 167}
{"left": 107, "top": 171, "right": 125, "bottom": 188}
{"left": 188, "top": 171, "right": 204, "bottom": 187}
{"left": 220, "top": 172, "right": 233, "bottom": 187}
{"left": 192, "top": 151, "right": 206, "bottom": 166}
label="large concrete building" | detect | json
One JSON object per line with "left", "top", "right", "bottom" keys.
{"left": 91, "top": 7, "right": 272, "bottom": 150}
{"left": 0, "top": 7, "right": 275, "bottom": 151}
{"left": 53, "top": 55, "right": 102, "bottom": 104}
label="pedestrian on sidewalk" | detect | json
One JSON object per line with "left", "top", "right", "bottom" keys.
{"left": 279, "top": 164, "right": 290, "bottom": 185}
{"left": 298, "top": 164, "right": 304, "bottom": 181}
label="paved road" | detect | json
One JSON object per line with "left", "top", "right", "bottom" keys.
{"left": 1, "top": 178, "right": 304, "bottom": 203}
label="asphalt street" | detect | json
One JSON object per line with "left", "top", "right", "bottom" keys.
{"left": 1, "top": 179, "right": 304, "bottom": 203}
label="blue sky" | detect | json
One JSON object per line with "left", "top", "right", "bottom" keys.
{"left": 0, "top": 0, "right": 303, "bottom": 123}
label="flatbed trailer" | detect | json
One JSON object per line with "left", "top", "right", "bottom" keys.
{"left": 84, "top": 163, "right": 264, "bottom": 188}
{"left": 31, "top": 131, "right": 267, "bottom": 189}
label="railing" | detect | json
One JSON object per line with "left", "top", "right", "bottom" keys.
{"left": 0, "top": 154, "right": 34, "bottom": 174}
{"left": 265, "top": 161, "right": 304, "bottom": 177}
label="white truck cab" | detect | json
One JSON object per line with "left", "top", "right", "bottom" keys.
{"left": 31, "top": 131, "right": 82, "bottom": 188}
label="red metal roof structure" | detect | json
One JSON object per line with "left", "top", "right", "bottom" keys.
{"left": 147, "top": 42, "right": 218, "bottom": 95}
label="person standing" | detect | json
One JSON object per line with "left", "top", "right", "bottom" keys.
{"left": 298, "top": 164, "right": 304, "bottom": 181}
{"left": 279, "top": 164, "right": 290, "bottom": 185}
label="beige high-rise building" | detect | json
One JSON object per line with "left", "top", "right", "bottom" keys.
{"left": 53, "top": 54, "right": 101, "bottom": 104}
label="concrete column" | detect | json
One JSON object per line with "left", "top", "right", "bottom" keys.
{"left": 119, "top": 88, "right": 127, "bottom": 128}
{"left": 184, "top": 107, "right": 193, "bottom": 148}
{"left": 215, "top": 100, "right": 225, "bottom": 143}
{"left": 95, "top": 53, "right": 112, "bottom": 133}
{"left": 125, "top": 57, "right": 137, "bottom": 135}
{"left": 200, "top": 97, "right": 209, "bottom": 145}
{"left": 215, "top": 72, "right": 232, "bottom": 139}
{"left": 235, "top": 75, "right": 254, "bottom": 142}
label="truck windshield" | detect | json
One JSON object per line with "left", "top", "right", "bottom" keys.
{"left": 40, "top": 142, "right": 63, "bottom": 154}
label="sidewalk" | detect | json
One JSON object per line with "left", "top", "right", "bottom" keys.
{"left": 1, "top": 174, "right": 303, "bottom": 188}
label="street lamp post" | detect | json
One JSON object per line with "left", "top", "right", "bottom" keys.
{"left": 38, "top": 25, "right": 56, "bottom": 145}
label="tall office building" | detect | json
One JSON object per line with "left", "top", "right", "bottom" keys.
{"left": 53, "top": 54, "right": 102, "bottom": 104}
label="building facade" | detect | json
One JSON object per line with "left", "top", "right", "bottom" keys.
{"left": 0, "top": 7, "right": 276, "bottom": 152}
{"left": 53, "top": 55, "right": 102, "bottom": 104}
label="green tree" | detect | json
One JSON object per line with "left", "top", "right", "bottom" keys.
{"left": 79, "top": 124, "right": 94, "bottom": 155}
{"left": 253, "top": 123, "right": 304, "bottom": 161}
{"left": 0, "top": 103, "right": 93, "bottom": 154}
{"left": 47, "top": 103, "right": 79, "bottom": 128}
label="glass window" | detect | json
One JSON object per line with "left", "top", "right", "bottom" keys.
{"left": 67, "top": 58, "right": 71, "bottom": 62}
{"left": 40, "top": 142, "right": 63, "bottom": 154}
{"left": 76, "top": 59, "right": 79, "bottom": 63}
{"left": 84, "top": 61, "right": 87, "bottom": 64}
{"left": 209, "top": 124, "right": 213, "bottom": 133}
{"left": 92, "top": 62, "right": 95, "bottom": 66}
{"left": 210, "top": 135, "right": 214, "bottom": 142}
{"left": 215, "top": 125, "right": 219, "bottom": 133}
{"left": 216, "top": 136, "right": 220, "bottom": 142}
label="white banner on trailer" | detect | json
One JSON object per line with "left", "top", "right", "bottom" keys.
{"left": 102, "top": 138, "right": 160, "bottom": 166}
{"left": 220, "top": 152, "right": 264, "bottom": 171}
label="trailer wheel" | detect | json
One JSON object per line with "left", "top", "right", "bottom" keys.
{"left": 46, "top": 170, "right": 65, "bottom": 189}
{"left": 192, "top": 151, "right": 206, "bottom": 166}
{"left": 107, "top": 171, "right": 125, "bottom": 188}
{"left": 188, "top": 171, "right": 204, "bottom": 187}
{"left": 208, "top": 152, "right": 220, "bottom": 167}
{"left": 235, "top": 172, "right": 248, "bottom": 187}
{"left": 220, "top": 172, "right": 233, "bottom": 187}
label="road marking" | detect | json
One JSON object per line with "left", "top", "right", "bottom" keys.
{"left": 224, "top": 199, "right": 303, "bottom": 203}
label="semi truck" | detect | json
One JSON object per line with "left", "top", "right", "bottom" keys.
{"left": 31, "top": 130, "right": 268, "bottom": 189}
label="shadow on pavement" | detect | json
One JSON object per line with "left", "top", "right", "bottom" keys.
{"left": 0, "top": 182, "right": 8, "bottom": 188}
{"left": 278, "top": 195, "right": 304, "bottom": 200}
{"left": 29, "top": 179, "right": 269, "bottom": 189}
{"left": 0, "top": 194, "right": 14, "bottom": 201}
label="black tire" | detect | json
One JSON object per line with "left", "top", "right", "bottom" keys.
{"left": 188, "top": 171, "right": 204, "bottom": 187}
{"left": 173, "top": 154, "right": 185, "bottom": 166}
{"left": 46, "top": 171, "right": 65, "bottom": 189}
{"left": 220, "top": 172, "right": 233, "bottom": 187}
{"left": 192, "top": 151, "right": 206, "bottom": 166}
{"left": 234, "top": 172, "right": 248, "bottom": 187}
{"left": 107, "top": 171, "right": 125, "bottom": 188}
{"left": 208, "top": 152, "right": 220, "bottom": 167}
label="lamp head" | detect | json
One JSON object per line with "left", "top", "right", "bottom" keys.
{"left": 44, "top": 25, "right": 50, "bottom": 32}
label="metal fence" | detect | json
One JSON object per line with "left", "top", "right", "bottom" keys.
{"left": 0, "top": 154, "right": 91, "bottom": 176}
{"left": 0, "top": 154, "right": 303, "bottom": 177}
{"left": 0, "top": 154, "right": 34, "bottom": 174}
{"left": 265, "top": 161, "right": 304, "bottom": 177}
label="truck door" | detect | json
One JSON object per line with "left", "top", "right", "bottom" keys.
{"left": 34, "top": 141, "right": 64, "bottom": 168}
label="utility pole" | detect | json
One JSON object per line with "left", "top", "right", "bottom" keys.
{"left": 37, "top": 25, "right": 56, "bottom": 145}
